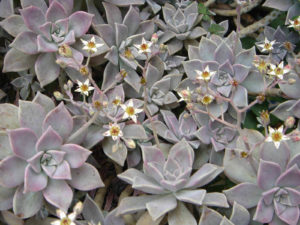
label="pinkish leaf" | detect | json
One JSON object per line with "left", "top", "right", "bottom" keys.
{"left": 0, "top": 156, "right": 26, "bottom": 188}
{"left": 10, "top": 31, "right": 38, "bottom": 54}
{"left": 35, "top": 53, "right": 60, "bottom": 87}
{"left": 43, "top": 102, "right": 73, "bottom": 141}
{"left": 3, "top": 48, "right": 37, "bottom": 72}
{"left": 50, "top": 161, "right": 71, "bottom": 180}
{"left": 24, "top": 165, "right": 47, "bottom": 192}
{"left": 68, "top": 163, "right": 104, "bottom": 191}
{"left": 257, "top": 160, "right": 281, "bottom": 190}
{"left": 0, "top": 15, "right": 29, "bottom": 37}
{"left": 49, "top": 0, "right": 73, "bottom": 15}
{"left": 36, "top": 127, "right": 62, "bottom": 152}
{"left": 61, "top": 144, "right": 91, "bottom": 168}
{"left": 276, "top": 165, "right": 300, "bottom": 187}
{"left": 20, "top": 6, "right": 45, "bottom": 34}
{"left": 37, "top": 35, "right": 58, "bottom": 52}
{"left": 42, "top": 179, "right": 73, "bottom": 211}
{"left": 46, "top": 1, "right": 67, "bottom": 23}
{"left": 9, "top": 128, "right": 37, "bottom": 160}
{"left": 68, "top": 11, "right": 93, "bottom": 37}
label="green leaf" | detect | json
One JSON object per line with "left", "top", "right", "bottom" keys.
{"left": 269, "top": 12, "right": 286, "bottom": 29}
{"left": 208, "top": 24, "right": 225, "bottom": 35}
{"left": 241, "top": 37, "right": 256, "bottom": 49}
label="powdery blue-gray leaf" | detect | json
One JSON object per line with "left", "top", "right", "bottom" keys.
{"left": 203, "top": 192, "right": 229, "bottom": 208}
{"left": 0, "top": 104, "right": 19, "bottom": 130}
{"left": 174, "top": 189, "right": 206, "bottom": 205}
{"left": 0, "top": 15, "right": 29, "bottom": 37}
{"left": 117, "top": 196, "right": 158, "bottom": 215}
{"left": 102, "top": 138, "right": 127, "bottom": 166}
{"left": 168, "top": 202, "right": 197, "bottom": 225}
{"left": 146, "top": 194, "right": 177, "bottom": 221}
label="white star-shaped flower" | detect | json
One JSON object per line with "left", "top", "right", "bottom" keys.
{"left": 177, "top": 87, "right": 192, "bottom": 102}
{"left": 75, "top": 80, "right": 94, "bottom": 96}
{"left": 103, "top": 123, "right": 123, "bottom": 141}
{"left": 288, "top": 16, "right": 300, "bottom": 31}
{"left": 201, "top": 94, "right": 214, "bottom": 105}
{"left": 81, "top": 36, "right": 103, "bottom": 54}
{"left": 51, "top": 209, "right": 76, "bottom": 225}
{"left": 134, "top": 38, "right": 152, "bottom": 54}
{"left": 257, "top": 38, "right": 276, "bottom": 53}
{"left": 195, "top": 66, "right": 217, "bottom": 82}
{"left": 266, "top": 125, "right": 290, "bottom": 149}
{"left": 267, "top": 62, "right": 290, "bottom": 79}
{"left": 120, "top": 100, "right": 143, "bottom": 123}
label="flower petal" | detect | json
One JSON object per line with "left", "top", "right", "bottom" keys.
{"left": 0, "top": 156, "right": 26, "bottom": 188}
{"left": 61, "top": 144, "right": 91, "bottom": 168}
{"left": 43, "top": 179, "right": 73, "bottom": 211}
{"left": 68, "top": 163, "right": 104, "bottom": 191}
{"left": 8, "top": 128, "right": 37, "bottom": 160}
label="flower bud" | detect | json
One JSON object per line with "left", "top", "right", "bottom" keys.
{"left": 73, "top": 201, "right": 83, "bottom": 215}
{"left": 288, "top": 78, "right": 296, "bottom": 85}
{"left": 151, "top": 33, "right": 158, "bottom": 43}
{"left": 124, "top": 138, "right": 136, "bottom": 149}
{"left": 285, "top": 116, "right": 295, "bottom": 128}
{"left": 58, "top": 44, "right": 73, "bottom": 57}
{"left": 55, "top": 59, "right": 67, "bottom": 68}
{"left": 67, "top": 80, "right": 73, "bottom": 89}
{"left": 186, "top": 103, "right": 194, "bottom": 110}
{"left": 159, "top": 44, "right": 168, "bottom": 52}
{"left": 53, "top": 91, "right": 64, "bottom": 100}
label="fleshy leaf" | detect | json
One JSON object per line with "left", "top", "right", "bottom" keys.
{"left": 68, "top": 163, "right": 104, "bottom": 191}
{"left": 10, "top": 31, "right": 38, "bottom": 55}
{"left": 61, "top": 144, "right": 91, "bottom": 168}
{"left": 168, "top": 202, "right": 197, "bottom": 225}
{"left": 3, "top": 48, "right": 37, "bottom": 72}
{"left": 69, "top": 11, "right": 93, "bottom": 37}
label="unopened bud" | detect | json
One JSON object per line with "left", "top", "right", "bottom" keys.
{"left": 124, "top": 139, "right": 136, "bottom": 149}
{"left": 288, "top": 78, "right": 296, "bottom": 85}
{"left": 120, "top": 69, "right": 128, "bottom": 78}
{"left": 256, "top": 93, "right": 265, "bottom": 103}
{"left": 67, "top": 80, "right": 73, "bottom": 89}
{"left": 102, "top": 101, "right": 108, "bottom": 108}
{"left": 151, "top": 33, "right": 158, "bottom": 43}
{"left": 53, "top": 91, "right": 64, "bottom": 100}
{"left": 56, "top": 59, "right": 67, "bottom": 68}
{"left": 186, "top": 103, "right": 194, "bottom": 110}
{"left": 79, "top": 66, "right": 89, "bottom": 76}
{"left": 183, "top": 113, "right": 190, "bottom": 118}
{"left": 58, "top": 44, "right": 73, "bottom": 57}
{"left": 159, "top": 44, "right": 168, "bottom": 52}
{"left": 73, "top": 201, "right": 83, "bottom": 215}
{"left": 285, "top": 116, "right": 295, "bottom": 128}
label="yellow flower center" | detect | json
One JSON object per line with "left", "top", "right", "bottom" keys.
{"left": 80, "top": 84, "right": 89, "bottom": 92}
{"left": 264, "top": 43, "right": 272, "bottom": 50}
{"left": 140, "top": 77, "right": 147, "bottom": 85}
{"left": 140, "top": 43, "right": 148, "bottom": 51}
{"left": 60, "top": 218, "right": 71, "bottom": 225}
{"left": 294, "top": 19, "right": 299, "bottom": 26}
{"left": 110, "top": 126, "right": 120, "bottom": 136}
{"left": 202, "top": 71, "right": 210, "bottom": 79}
{"left": 284, "top": 42, "right": 292, "bottom": 51}
{"left": 271, "top": 131, "right": 283, "bottom": 142}
{"left": 93, "top": 101, "right": 102, "bottom": 110}
{"left": 126, "top": 106, "right": 135, "bottom": 116}
{"left": 87, "top": 41, "right": 96, "bottom": 49}
{"left": 231, "top": 79, "right": 239, "bottom": 87}
{"left": 124, "top": 48, "right": 134, "bottom": 59}
{"left": 112, "top": 98, "right": 121, "bottom": 106}
{"left": 240, "top": 151, "right": 248, "bottom": 158}
{"left": 120, "top": 69, "right": 128, "bottom": 78}
{"left": 275, "top": 67, "right": 283, "bottom": 76}
{"left": 79, "top": 66, "right": 89, "bottom": 76}
{"left": 201, "top": 95, "right": 213, "bottom": 105}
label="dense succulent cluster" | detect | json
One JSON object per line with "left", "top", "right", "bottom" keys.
{"left": 0, "top": 0, "right": 299, "bottom": 225}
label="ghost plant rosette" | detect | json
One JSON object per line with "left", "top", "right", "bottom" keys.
{"left": 117, "top": 140, "right": 228, "bottom": 223}
{"left": 0, "top": 93, "right": 103, "bottom": 218}
{"left": 1, "top": 0, "right": 94, "bottom": 87}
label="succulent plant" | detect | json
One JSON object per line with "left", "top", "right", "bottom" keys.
{"left": 117, "top": 140, "right": 227, "bottom": 223}
{"left": 183, "top": 31, "right": 255, "bottom": 108}
{"left": 149, "top": 110, "right": 201, "bottom": 149}
{"left": 0, "top": 93, "right": 104, "bottom": 218}
{"left": 225, "top": 159, "right": 300, "bottom": 225}
{"left": 88, "top": 2, "right": 154, "bottom": 92}
{"left": 1, "top": 0, "right": 94, "bottom": 86}
{"left": 199, "top": 202, "right": 250, "bottom": 225}
{"left": 263, "top": 0, "right": 300, "bottom": 24}
{"left": 156, "top": 1, "right": 207, "bottom": 55}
